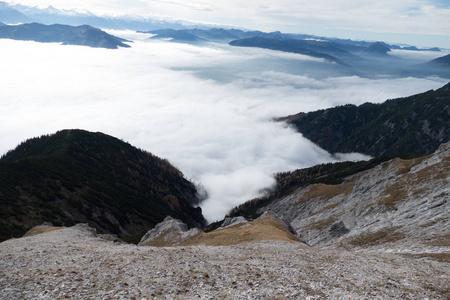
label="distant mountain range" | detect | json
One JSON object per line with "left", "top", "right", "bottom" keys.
{"left": 0, "top": 22, "right": 130, "bottom": 48}
{"left": 0, "top": 1, "right": 444, "bottom": 52}
{"left": 142, "top": 28, "right": 449, "bottom": 78}
{"left": 0, "top": 1, "right": 208, "bottom": 31}
{"left": 1, "top": 1, "right": 449, "bottom": 78}
{"left": 0, "top": 129, "right": 205, "bottom": 242}
{"left": 279, "top": 81, "right": 450, "bottom": 156}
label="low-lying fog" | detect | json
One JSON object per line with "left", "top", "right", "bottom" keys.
{"left": 1, "top": 31, "right": 448, "bottom": 221}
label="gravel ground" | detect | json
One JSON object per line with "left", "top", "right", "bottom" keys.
{"left": 0, "top": 224, "right": 449, "bottom": 299}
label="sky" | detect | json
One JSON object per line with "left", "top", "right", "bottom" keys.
{"left": 0, "top": 32, "right": 447, "bottom": 221}
{"left": 3, "top": 0, "right": 450, "bottom": 48}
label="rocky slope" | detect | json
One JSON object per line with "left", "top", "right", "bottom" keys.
{"left": 256, "top": 142, "right": 449, "bottom": 255}
{"left": 0, "top": 223, "right": 448, "bottom": 299}
{"left": 0, "top": 129, "right": 205, "bottom": 242}
{"left": 281, "top": 81, "right": 450, "bottom": 156}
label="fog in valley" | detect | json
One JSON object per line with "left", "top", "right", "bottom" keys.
{"left": 1, "top": 31, "right": 448, "bottom": 221}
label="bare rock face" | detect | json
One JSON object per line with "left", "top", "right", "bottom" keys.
{"left": 220, "top": 216, "right": 248, "bottom": 229}
{"left": 138, "top": 216, "right": 201, "bottom": 247}
{"left": 263, "top": 142, "right": 450, "bottom": 253}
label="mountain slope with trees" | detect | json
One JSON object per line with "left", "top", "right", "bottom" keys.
{"left": 0, "top": 129, "right": 205, "bottom": 242}
{"left": 280, "top": 81, "right": 450, "bottom": 157}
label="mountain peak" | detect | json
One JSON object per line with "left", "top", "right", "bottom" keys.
{"left": 363, "top": 41, "right": 391, "bottom": 54}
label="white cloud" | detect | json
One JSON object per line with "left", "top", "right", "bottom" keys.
{"left": 0, "top": 37, "right": 447, "bottom": 222}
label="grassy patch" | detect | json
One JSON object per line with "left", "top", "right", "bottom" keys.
{"left": 179, "top": 218, "right": 299, "bottom": 247}
{"left": 305, "top": 217, "right": 337, "bottom": 231}
{"left": 400, "top": 253, "right": 450, "bottom": 263}
{"left": 347, "top": 227, "right": 404, "bottom": 247}
{"left": 378, "top": 183, "right": 408, "bottom": 209}
{"left": 22, "top": 225, "right": 63, "bottom": 237}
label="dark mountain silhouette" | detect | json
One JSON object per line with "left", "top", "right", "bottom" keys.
{"left": 0, "top": 129, "right": 206, "bottom": 242}
{"left": 428, "top": 53, "right": 450, "bottom": 67}
{"left": 0, "top": 22, "right": 130, "bottom": 49}
{"left": 402, "top": 46, "right": 441, "bottom": 52}
{"left": 229, "top": 37, "right": 347, "bottom": 65}
{"left": 145, "top": 28, "right": 202, "bottom": 42}
{"left": 362, "top": 42, "right": 391, "bottom": 55}
{"left": 140, "top": 28, "right": 311, "bottom": 42}
{"left": 280, "top": 82, "right": 450, "bottom": 156}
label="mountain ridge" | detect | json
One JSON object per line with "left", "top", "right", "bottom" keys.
{"left": 280, "top": 81, "right": 450, "bottom": 156}
{"left": 0, "top": 129, "right": 206, "bottom": 242}
{"left": 0, "top": 22, "right": 130, "bottom": 49}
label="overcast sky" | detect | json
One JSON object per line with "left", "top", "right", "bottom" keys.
{"left": 4, "top": 0, "right": 450, "bottom": 48}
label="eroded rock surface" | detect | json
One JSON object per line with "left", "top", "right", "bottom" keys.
{"left": 1, "top": 224, "right": 449, "bottom": 299}
{"left": 263, "top": 142, "right": 450, "bottom": 253}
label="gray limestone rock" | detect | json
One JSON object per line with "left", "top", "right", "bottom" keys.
{"left": 138, "top": 216, "right": 201, "bottom": 246}
{"left": 220, "top": 216, "right": 248, "bottom": 228}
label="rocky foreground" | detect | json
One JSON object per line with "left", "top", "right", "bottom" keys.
{"left": 0, "top": 224, "right": 449, "bottom": 299}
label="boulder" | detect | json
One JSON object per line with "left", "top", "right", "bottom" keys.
{"left": 138, "top": 216, "right": 201, "bottom": 247}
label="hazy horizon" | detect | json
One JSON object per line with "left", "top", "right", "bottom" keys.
{"left": 2, "top": 0, "right": 450, "bottom": 48}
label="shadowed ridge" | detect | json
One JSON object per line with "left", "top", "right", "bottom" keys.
{"left": 0, "top": 129, "right": 206, "bottom": 242}
{"left": 0, "top": 22, "right": 130, "bottom": 49}
{"left": 280, "top": 81, "right": 450, "bottom": 157}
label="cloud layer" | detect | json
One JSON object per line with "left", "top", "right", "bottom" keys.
{"left": 0, "top": 36, "right": 448, "bottom": 221}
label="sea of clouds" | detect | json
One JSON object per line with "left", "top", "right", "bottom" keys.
{"left": 1, "top": 31, "right": 448, "bottom": 221}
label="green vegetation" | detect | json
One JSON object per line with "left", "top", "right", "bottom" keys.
{"left": 0, "top": 129, "right": 205, "bottom": 242}
{"left": 283, "top": 82, "right": 450, "bottom": 156}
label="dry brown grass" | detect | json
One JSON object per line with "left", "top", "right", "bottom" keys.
{"left": 23, "top": 226, "right": 63, "bottom": 237}
{"left": 305, "top": 217, "right": 337, "bottom": 231}
{"left": 303, "top": 182, "right": 353, "bottom": 201}
{"left": 400, "top": 253, "right": 450, "bottom": 263}
{"left": 378, "top": 183, "right": 408, "bottom": 209}
{"left": 347, "top": 227, "right": 405, "bottom": 247}
{"left": 179, "top": 218, "right": 300, "bottom": 247}
{"left": 424, "top": 234, "right": 450, "bottom": 247}
{"left": 414, "top": 156, "right": 450, "bottom": 182}
{"left": 379, "top": 155, "right": 449, "bottom": 209}
{"left": 396, "top": 156, "right": 428, "bottom": 175}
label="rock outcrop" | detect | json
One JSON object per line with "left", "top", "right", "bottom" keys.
{"left": 138, "top": 216, "right": 201, "bottom": 247}
{"left": 220, "top": 216, "right": 248, "bottom": 229}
